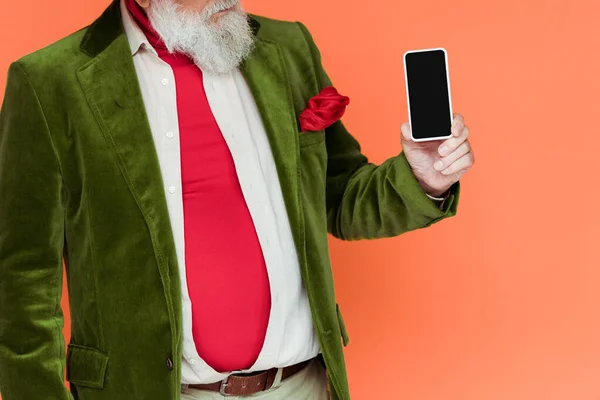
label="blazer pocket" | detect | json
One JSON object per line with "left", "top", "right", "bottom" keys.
{"left": 66, "top": 343, "right": 109, "bottom": 389}
{"left": 336, "top": 303, "right": 350, "bottom": 347}
{"left": 298, "top": 130, "right": 325, "bottom": 148}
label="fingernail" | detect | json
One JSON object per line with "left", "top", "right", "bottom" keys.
{"left": 439, "top": 145, "right": 448, "bottom": 155}
{"left": 434, "top": 160, "right": 444, "bottom": 170}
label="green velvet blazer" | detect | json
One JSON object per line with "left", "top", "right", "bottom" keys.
{"left": 0, "top": 0, "right": 460, "bottom": 399}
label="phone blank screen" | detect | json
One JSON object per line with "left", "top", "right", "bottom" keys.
{"left": 405, "top": 49, "right": 452, "bottom": 140}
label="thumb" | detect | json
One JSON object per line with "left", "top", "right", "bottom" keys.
{"left": 401, "top": 122, "right": 412, "bottom": 142}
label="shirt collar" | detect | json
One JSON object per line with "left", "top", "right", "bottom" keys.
{"left": 120, "top": 0, "right": 156, "bottom": 56}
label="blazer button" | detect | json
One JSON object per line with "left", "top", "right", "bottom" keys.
{"left": 166, "top": 357, "right": 174, "bottom": 370}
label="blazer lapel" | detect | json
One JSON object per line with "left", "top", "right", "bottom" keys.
{"left": 240, "top": 38, "right": 304, "bottom": 264}
{"left": 76, "top": 0, "right": 176, "bottom": 289}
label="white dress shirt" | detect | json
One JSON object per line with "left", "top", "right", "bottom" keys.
{"left": 119, "top": 0, "right": 320, "bottom": 385}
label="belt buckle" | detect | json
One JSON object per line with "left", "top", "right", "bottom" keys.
{"left": 219, "top": 376, "right": 231, "bottom": 397}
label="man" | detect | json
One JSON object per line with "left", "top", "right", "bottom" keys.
{"left": 0, "top": 0, "right": 474, "bottom": 398}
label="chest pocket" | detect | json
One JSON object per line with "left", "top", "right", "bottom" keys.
{"left": 298, "top": 129, "right": 325, "bottom": 148}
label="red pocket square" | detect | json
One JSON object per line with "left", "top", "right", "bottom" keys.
{"left": 299, "top": 86, "right": 350, "bottom": 132}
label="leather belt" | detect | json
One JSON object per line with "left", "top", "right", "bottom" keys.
{"left": 185, "top": 359, "right": 312, "bottom": 396}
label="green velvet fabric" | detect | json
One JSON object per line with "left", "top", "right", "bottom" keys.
{"left": 0, "top": 0, "right": 460, "bottom": 399}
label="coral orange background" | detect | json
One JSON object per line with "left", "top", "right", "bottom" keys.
{"left": 2, "top": 1, "right": 600, "bottom": 399}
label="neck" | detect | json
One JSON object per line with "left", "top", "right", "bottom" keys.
{"left": 125, "top": 0, "right": 168, "bottom": 49}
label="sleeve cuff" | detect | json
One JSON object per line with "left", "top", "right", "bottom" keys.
{"left": 394, "top": 151, "right": 461, "bottom": 219}
{"left": 426, "top": 191, "right": 449, "bottom": 202}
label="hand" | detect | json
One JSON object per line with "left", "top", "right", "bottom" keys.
{"left": 400, "top": 113, "right": 475, "bottom": 197}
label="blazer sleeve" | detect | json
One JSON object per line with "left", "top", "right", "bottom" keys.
{"left": 296, "top": 22, "right": 460, "bottom": 241}
{"left": 0, "top": 62, "right": 73, "bottom": 399}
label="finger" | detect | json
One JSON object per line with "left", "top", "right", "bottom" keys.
{"left": 451, "top": 114, "right": 464, "bottom": 137}
{"left": 401, "top": 122, "right": 411, "bottom": 141}
{"left": 438, "top": 125, "right": 469, "bottom": 156}
{"left": 440, "top": 150, "right": 475, "bottom": 175}
{"left": 434, "top": 141, "right": 471, "bottom": 171}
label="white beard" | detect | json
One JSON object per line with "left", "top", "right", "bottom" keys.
{"left": 146, "top": 0, "right": 255, "bottom": 74}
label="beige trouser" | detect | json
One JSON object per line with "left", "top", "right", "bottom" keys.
{"left": 180, "top": 359, "right": 329, "bottom": 400}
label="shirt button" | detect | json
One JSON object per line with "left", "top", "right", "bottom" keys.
{"left": 166, "top": 131, "right": 174, "bottom": 139}
{"left": 161, "top": 78, "right": 169, "bottom": 86}
{"left": 168, "top": 186, "right": 176, "bottom": 194}
{"left": 166, "top": 357, "right": 174, "bottom": 370}
{"left": 190, "top": 359, "right": 197, "bottom": 365}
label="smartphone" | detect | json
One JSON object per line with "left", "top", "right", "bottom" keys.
{"left": 403, "top": 47, "right": 454, "bottom": 142}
